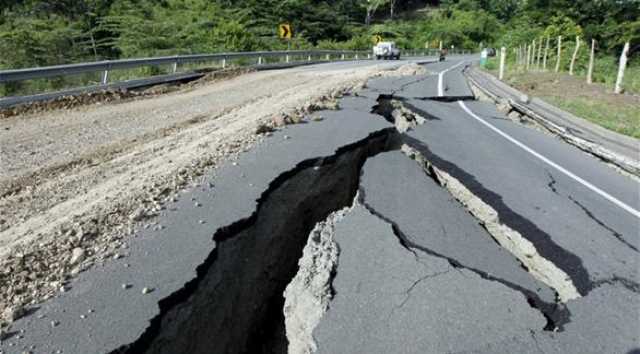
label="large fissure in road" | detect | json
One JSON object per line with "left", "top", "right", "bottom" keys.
{"left": 369, "top": 92, "right": 578, "bottom": 330}
{"left": 403, "top": 136, "right": 590, "bottom": 296}
{"left": 110, "top": 128, "right": 397, "bottom": 354}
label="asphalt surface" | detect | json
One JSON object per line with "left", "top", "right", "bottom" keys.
{"left": 314, "top": 203, "right": 546, "bottom": 354}
{"left": 2, "top": 56, "right": 638, "bottom": 354}
{"left": 358, "top": 151, "right": 556, "bottom": 308}
{"left": 404, "top": 99, "right": 639, "bottom": 294}
{"left": 365, "top": 58, "right": 474, "bottom": 99}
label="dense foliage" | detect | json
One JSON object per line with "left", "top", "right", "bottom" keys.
{"left": 0, "top": 0, "right": 637, "bottom": 69}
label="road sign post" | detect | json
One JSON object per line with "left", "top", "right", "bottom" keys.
{"left": 279, "top": 23, "right": 292, "bottom": 63}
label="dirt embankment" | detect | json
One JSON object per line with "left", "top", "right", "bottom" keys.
{"left": 0, "top": 62, "right": 420, "bottom": 330}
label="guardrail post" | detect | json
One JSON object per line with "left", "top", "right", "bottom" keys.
{"left": 286, "top": 54, "right": 290, "bottom": 63}
{"left": 101, "top": 70, "right": 109, "bottom": 85}
{"left": 222, "top": 58, "right": 226, "bottom": 69}
{"left": 258, "top": 56, "right": 263, "bottom": 65}
{"left": 172, "top": 61, "right": 178, "bottom": 73}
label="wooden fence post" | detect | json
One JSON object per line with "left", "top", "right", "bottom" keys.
{"left": 499, "top": 47, "right": 506, "bottom": 80}
{"left": 615, "top": 41, "right": 630, "bottom": 94}
{"left": 543, "top": 37, "right": 550, "bottom": 71}
{"left": 531, "top": 39, "right": 536, "bottom": 70}
{"left": 518, "top": 45, "right": 522, "bottom": 66}
{"left": 530, "top": 41, "right": 535, "bottom": 69}
{"left": 525, "top": 43, "right": 531, "bottom": 71}
{"left": 536, "top": 37, "right": 543, "bottom": 69}
{"left": 569, "top": 36, "right": 580, "bottom": 76}
{"left": 587, "top": 39, "right": 596, "bottom": 84}
{"left": 555, "top": 36, "right": 562, "bottom": 72}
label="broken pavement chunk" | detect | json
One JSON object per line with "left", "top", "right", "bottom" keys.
{"left": 313, "top": 205, "right": 547, "bottom": 353}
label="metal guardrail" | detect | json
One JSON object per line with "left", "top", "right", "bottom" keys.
{"left": 0, "top": 48, "right": 472, "bottom": 107}
{"left": 0, "top": 49, "right": 451, "bottom": 85}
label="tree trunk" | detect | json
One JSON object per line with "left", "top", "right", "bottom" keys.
{"left": 555, "top": 36, "right": 562, "bottom": 72}
{"left": 615, "top": 42, "right": 630, "bottom": 94}
{"left": 587, "top": 39, "right": 595, "bottom": 84}
{"left": 569, "top": 36, "right": 580, "bottom": 76}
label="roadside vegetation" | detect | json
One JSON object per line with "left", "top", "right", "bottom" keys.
{"left": 483, "top": 41, "right": 639, "bottom": 139}
{"left": 1, "top": 0, "right": 637, "bottom": 97}
{"left": 500, "top": 68, "right": 639, "bottom": 138}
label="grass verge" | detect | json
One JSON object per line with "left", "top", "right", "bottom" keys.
{"left": 480, "top": 58, "right": 640, "bottom": 139}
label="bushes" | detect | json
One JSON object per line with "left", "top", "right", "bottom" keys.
{"left": 0, "top": 15, "right": 85, "bottom": 69}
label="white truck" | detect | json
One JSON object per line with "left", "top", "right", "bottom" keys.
{"left": 373, "top": 41, "right": 401, "bottom": 60}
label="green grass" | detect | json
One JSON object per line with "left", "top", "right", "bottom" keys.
{"left": 542, "top": 96, "right": 640, "bottom": 139}
{"left": 483, "top": 55, "right": 640, "bottom": 94}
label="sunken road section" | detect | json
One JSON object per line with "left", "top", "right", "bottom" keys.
{"left": 111, "top": 129, "right": 397, "bottom": 354}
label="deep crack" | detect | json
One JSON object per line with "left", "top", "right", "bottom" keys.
{"left": 110, "top": 128, "right": 397, "bottom": 354}
{"left": 403, "top": 135, "right": 592, "bottom": 297}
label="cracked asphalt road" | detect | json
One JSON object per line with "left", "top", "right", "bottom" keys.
{"left": 1, "top": 57, "right": 638, "bottom": 353}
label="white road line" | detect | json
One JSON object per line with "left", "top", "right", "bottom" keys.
{"left": 458, "top": 100, "right": 640, "bottom": 219}
{"left": 437, "top": 61, "right": 466, "bottom": 97}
